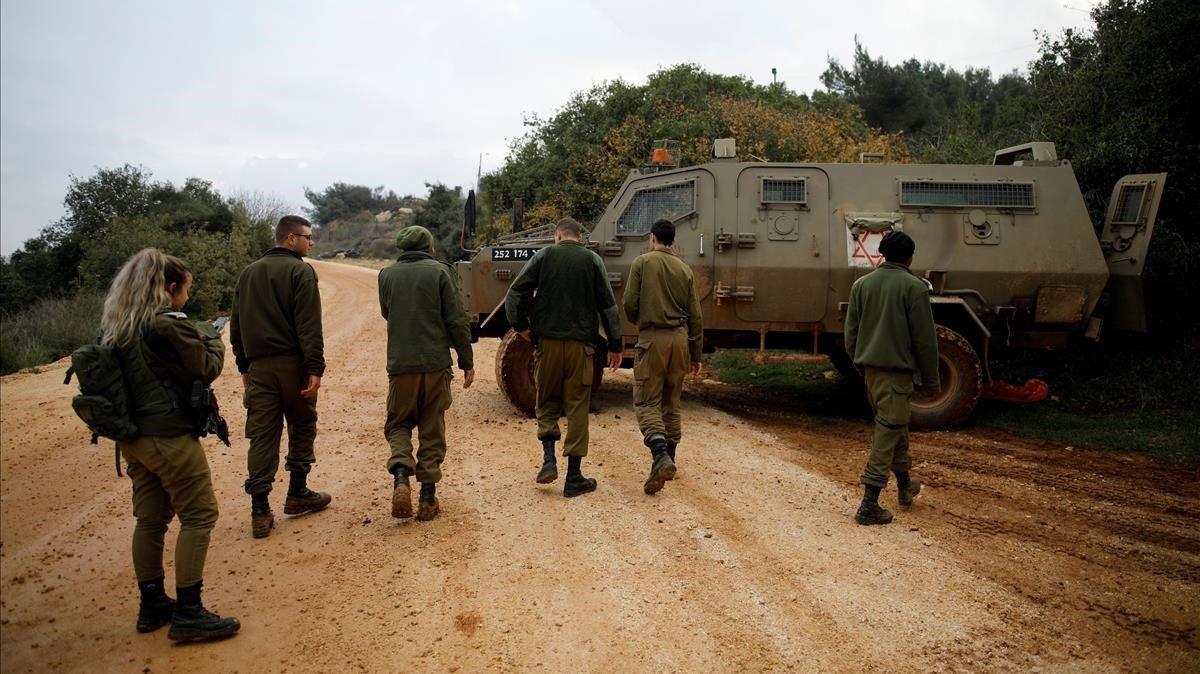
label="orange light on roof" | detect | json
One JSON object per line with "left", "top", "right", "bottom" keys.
{"left": 651, "top": 148, "right": 672, "bottom": 165}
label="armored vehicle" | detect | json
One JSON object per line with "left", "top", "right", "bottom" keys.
{"left": 457, "top": 139, "right": 1166, "bottom": 428}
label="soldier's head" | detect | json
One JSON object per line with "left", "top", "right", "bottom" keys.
{"left": 650, "top": 219, "right": 676, "bottom": 248}
{"left": 878, "top": 230, "right": 915, "bottom": 266}
{"left": 276, "top": 215, "right": 314, "bottom": 257}
{"left": 554, "top": 217, "right": 583, "bottom": 243}
{"left": 396, "top": 225, "right": 435, "bottom": 254}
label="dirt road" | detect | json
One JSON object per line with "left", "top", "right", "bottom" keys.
{"left": 2, "top": 260, "right": 1197, "bottom": 672}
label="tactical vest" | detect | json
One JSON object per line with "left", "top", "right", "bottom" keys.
{"left": 119, "top": 325, "right": 194, "bottom": 437}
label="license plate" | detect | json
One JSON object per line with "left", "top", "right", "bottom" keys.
{"left": 491, "top": 247, "right": 539, "bottom": 261}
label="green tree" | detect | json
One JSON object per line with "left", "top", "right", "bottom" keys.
{"left": 302, "top": 183, "right": 403, "bottom": 224}
{"left": 413, "top": 183, "right": 466, "bottom": 262}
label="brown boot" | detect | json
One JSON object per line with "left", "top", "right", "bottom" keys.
{"left": 251, "top": 494, "right": 274, "bottom": 539}
{"left": 283, "top": 473, "right": 332, "bottom": 515}
{"left": 416, "top": 498, "right": 440, "bottom": 521}
{"left": 898, "top": 478, "right": 922, "bottom": 507}
{"left": 391, "top": 472, "right": 413, "bottom": 519}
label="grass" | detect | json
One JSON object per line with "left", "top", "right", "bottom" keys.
{"left": 704, "top": 348, "right": 1199, "bottom": 462}
{"left": 0, "top": 292, "right": 104, "bottom": 375}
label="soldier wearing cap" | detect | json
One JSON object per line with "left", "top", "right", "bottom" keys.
{"left": 844, "top": 230, "right": 940, "bottom": 525}
{"left": 504, "top": 217, "right": 622, "bottom": 498}
{"left": 378, "top": 226, "right": 475, "bottom": 521}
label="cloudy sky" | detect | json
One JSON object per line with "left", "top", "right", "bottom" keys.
{"left": 0, "top": 0, "right": 1095, "bottom": 254}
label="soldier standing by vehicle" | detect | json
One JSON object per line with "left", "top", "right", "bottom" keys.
{"left": 504, "top": 217, "right": 622, "bottom": 497}
{"left": 231, "top": 215, "right": 332, "bottom": 539}
{"left": 622, "top": 219, "right": 703, "bottom": 495}
{"left": 844, "top": 230, "right": 940, "bottom": 525}
{"left": 99, "top": 249, "right": 239, "bottom": 642}
{"left": 378, "top": 226, "right": 475, "bottom": 521}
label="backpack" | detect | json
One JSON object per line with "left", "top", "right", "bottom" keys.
{"left": 65, "top": 342, "right": 139, "bottom": 475}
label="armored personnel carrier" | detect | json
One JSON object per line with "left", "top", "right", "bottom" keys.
{"left": 457, "top": 139, "right": 1166, "bottom": 428}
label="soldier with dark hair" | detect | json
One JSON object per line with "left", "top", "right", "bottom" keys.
{"left": 844, "top": 230, "right": 940, "bottom": 525}
{"left": 623, "top": 218, "right": 703, "bottom": 495}
{"left": 504, "top": 217, "right": 623, "bottom": 497}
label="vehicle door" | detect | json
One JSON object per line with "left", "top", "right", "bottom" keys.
{"left": 1099, "top": 173, "right": 1167, "bottom": 332}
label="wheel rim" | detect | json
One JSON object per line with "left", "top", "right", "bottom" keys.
{"left": 911, "top": 352, "right": 959, "bottom": 413}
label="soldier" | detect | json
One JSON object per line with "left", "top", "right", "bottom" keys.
{"left": 504, "top": 217, "right": 622, "bottom": 497}
{"left": 378, "top": 226, "right": 475, "bottom": 521}
{"left": 843, "top": 230, "right": 940, "bottom": 525}
{"left": 230, "top": 215, "right": 332, "bottom": 539}
{"left": 622, "top": 219, "right": 703, "bottom": 495}
{"left": 100, "top": 249, "right": 239, "bottom": 642}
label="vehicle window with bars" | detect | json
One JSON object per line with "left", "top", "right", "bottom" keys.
{"left": 761, "top": 178, "right": 806, "bottom": 204}
{"left": 1112, "top": 184, "right": 1146, "bottom": 224}
{"left": 616, "top": 181, "right": 695, "bottom": 235}
{"left": 899, "top": 181, "right": 1035, "bottom": 209}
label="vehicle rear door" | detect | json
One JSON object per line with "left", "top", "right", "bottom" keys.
{"left": 1099, "top": 173, "right": 1167, "bottom": 332}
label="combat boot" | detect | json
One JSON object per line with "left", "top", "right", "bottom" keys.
{"left": 416, "top": 482, "right": 439, "bottom": 521}
{"left": 643, "top": 436, "right": 676, "bottom": 496}
{"left": 536, "top": 439, "right": 558, "bottom": 484}
{"left": 250, "top": 493, "right": 274, "bottom": 539}
{"left": 135, "top": 577, "right": 174, "bottom": 633}
{"left": 283, "top": 471, "right": 332, "bottom": 515}
{"left": 855, "top": 485, "right": 893, "bottom": 526}
{"left": 391, "top": 466, "right": 413, "bottom": 519}
{"left": 168, "top": 581, "right": 240, "bottom": 643}
{"left": 666, "top": 439, "right": 678, "bottom": 479}
{"left": 563, "top": 456, "right": 597, "bottom": 497}
{"left": 895, "top": 472, "right": 922, "bottom": 507}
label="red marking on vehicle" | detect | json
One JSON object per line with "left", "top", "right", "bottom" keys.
{"left": 851, "top": 231, "right": 885, "bottom": 268}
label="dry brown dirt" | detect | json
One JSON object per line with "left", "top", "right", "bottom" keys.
{"left": 1, "top": 260, "right": 1197, "bottom": 672}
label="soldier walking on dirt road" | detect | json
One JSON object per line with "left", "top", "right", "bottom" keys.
{"left": 504, "top": 217, "right": 622, "bottom": 497}
{"left": 844, "top": 230, "right": 940, "bottom": 525}
{"left": 378, "top": 226, "right": 475, "bottom": 522}
{"left": 622, "top": 219, "right": 703, "bottom": 495}
{"left": 231, "top": 215, "right": 332, "bottom": 539}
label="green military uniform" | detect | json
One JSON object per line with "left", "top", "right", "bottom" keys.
{"left": 230, "top": 248, "right": 325, "bottom": 496}
{"left": 504, "top": 239, "right": 622, "bottom": 457}
{"left": 121, "top": 310, "right": 224, "bottom": 588}
{"left": 378, "top": 227, "right": 474, "bottom": 483}
{"left": 844, "top": 261, "right": 940, "bottom": 488}
{"left": 623, "top": 248, "right": 703, "bottom": 445}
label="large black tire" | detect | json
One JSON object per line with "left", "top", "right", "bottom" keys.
{"left": 910, "top": 326, "right": 982, "bottom": 430}
{"left": 496, "top": 330, "right": 537, "bottom": 417}
{"left": 826, "top": 339, "right": 861, "bottom": 385}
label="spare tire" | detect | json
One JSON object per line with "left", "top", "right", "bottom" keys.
{"left": 495, "top": 329, "right": 537, "bottom": 417}
{"left": 910, "top": 326, "right": 982, "bottom": 430}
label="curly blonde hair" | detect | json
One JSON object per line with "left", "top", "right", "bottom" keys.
{"left": 100, "top": 248, "right": 190, "bottom": 347}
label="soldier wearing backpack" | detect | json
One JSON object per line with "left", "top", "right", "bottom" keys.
{"left": 93, "top": 248, "right": 240, "bottom": 642}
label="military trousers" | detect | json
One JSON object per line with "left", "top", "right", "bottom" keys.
{"left": 243, "top": 355, "right": 318, "bottom": 496}
{"left": 860, "top": 366, "right": 914, "bottom": 488}
{"left": 385, "top": 370, "right": 452, "bottom": 484}
{"left": 633, "top": 326, "right": 689, "bottom": 444}
{"left": 122, "top": 434, "right": 219, "bottom": 587}
{"left": 534, "top": 338, "right": 594, "bottom": 457}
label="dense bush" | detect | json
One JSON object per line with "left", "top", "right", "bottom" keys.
{"left": 0, "top": 292, "right": 103, "bottom": 374}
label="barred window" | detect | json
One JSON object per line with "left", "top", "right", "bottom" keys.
{"left": 1111, "top": 184, "right": 1146, "bottom": 224}
{"left": 900, "top": 180, "right": 1035, "bottom": 209}
{"left": 616, "top": 181, "right": 695, "bottom": 235}
{"left": 761, "top": 178, "right": 807, "bottom": 204}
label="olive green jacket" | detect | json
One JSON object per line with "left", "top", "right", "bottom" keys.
{"left": 126, "top": 310, "right": 225, "bottom": 436}
{"left": 503, "top": 240, "right": 622, "bottom": 351}
{"left": 623, "top": 249, "right": 704, "bottom": 361}
{"left": 844, "top": 262, "right": 940, "bottom": 389}
{"left": 230, "top": 248, "right": 325, "bottom": 376}
{"left": 378, "top": 251, "right": 474, "bottom": 374}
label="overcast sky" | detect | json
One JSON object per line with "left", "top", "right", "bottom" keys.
{"left": 0, "top": 0, "right": 1095, "bottom": 254}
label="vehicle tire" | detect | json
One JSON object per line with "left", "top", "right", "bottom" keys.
{"left": 826, "top": 339, "right": 861, "bottom": 385}
{"left": 910, "top": 326, "right": 982, "bottom": 430}
{"left": 496, "top": 329, "right": 537, "bottom": 417}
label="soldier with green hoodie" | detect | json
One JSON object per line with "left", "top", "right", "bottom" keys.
{"left": 231, "top": 215, "right": 332, "bottom": 539}
{"left": 504, "top": 217, "right": 623, "bottom": 497}
{"left": 377, "top": 226, "right": 475, "bottom": 522}
{"left": 844, "top": 230, "right": 940, "bottom": 525}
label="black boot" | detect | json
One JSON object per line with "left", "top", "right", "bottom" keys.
{"left": 854, "top": 485, "right": 894, "bottom": 525}
{"left": 250, "top": 492, "right": 274, "bottom": 539}
{"left": 391, "top": 466, "right": 413, "bottom": 519}
{"left": 666, "top": 439, "right": 678, "bottom": 479}
{"left": 168, "top": 581, "right": 240, "bottom": 643}
{"left": 283, "top": 471, "right": 332, "bottom": 515}
{"left": 417, "top": 482, "right": 440, "bottom": 521}
{"left": 895, "top": 471, "right": 922, "bottom": 507}
{"left": 136, "top": 577, "right": 175, "bottom": 633}
{"left": 563, "top": 456, "right": 597, "bottom": 497}
{"left": 643, "top": 435, "right": 676, "bottom": 496}
{"left": 536, "top": 439, "right": 558, "bottom": 484}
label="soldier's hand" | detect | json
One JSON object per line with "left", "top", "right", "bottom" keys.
{"left": 518, "top": 330, "right": 532, "bottom": 342}
{"left": 242, "top": 373, "right": 250, "bottom": 387}
{"left": 300, "top": 374, "right": 322, "bottom": 398}
{"left": 463, "top": 369, "right": 475, "bottom": 389}
{"left": 690, "top": 360, "right": 701, "bottom": 376}
{"left": 607, "top": 351, "right": 622, "bottom": 372}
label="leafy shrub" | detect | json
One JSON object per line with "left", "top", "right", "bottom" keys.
{"left": 0, "top": 292, "right": 103, "bottom": 374}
